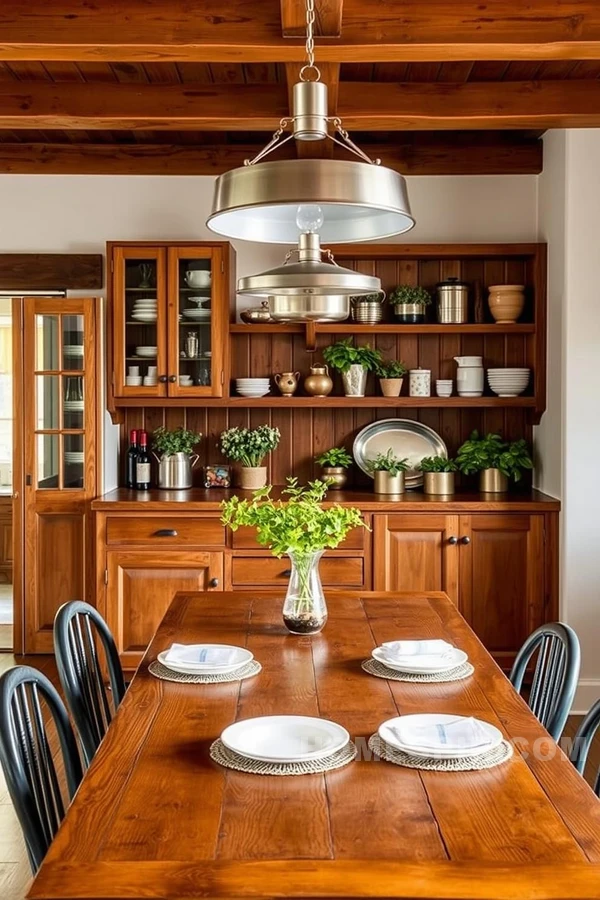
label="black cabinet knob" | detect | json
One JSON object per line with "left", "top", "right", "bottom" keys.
{"left": 158, "top": 375, "right": 168, "bottom": 383}
{"left": 153, "top": 529, "right": 178, "bottom": 537}
{"left": 281, "top": 568, "right": 292, "bottom": 577}
{"left": 168, "top": 375, "right": 177, "bottom": 383}
{"left": 448, "top": 536, "right": 458, "bottom": 545}
{"left": 209, "top": 577, "right": 219, "bottom": 588}
{"left": 460, "top": 536, "right": 471, "bottom": 545}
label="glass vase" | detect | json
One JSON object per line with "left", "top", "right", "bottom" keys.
{"left": 282, "top": 550, "right": 327, "bottom": 635}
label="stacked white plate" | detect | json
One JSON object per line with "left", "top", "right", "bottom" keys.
{"left": 183, "top": 308, "right": 211, "bottom": 320}
{"left": 64, "top": 400, "right": 84, "bottom": 412}
{"left": 236, "top": 378, "right": 270, "bottom": 398}
{"left": 64, "top": 344, "right": 84, "bottom": 358}
{"left": 487, "top": 368, "right": 530, "bottom": 397}
{"left": 135, "top": 345, "right": 157, "bottom": 358}
{"left": 371, "top": 639, "right": 468, "bottom": 674}
{"left": 64, "top": 451, "right": 84, "bottom": 464}
{"left": 131, "top": 298, "right": 157, "bottom": 323}
{"left": 221, "top": 716, "right": 349, "bottom": 763}
{"left": 378, "top": 714, "right": 503, "bottom": 760}
{"left": 158, "top": 643, "right": 253, "bottom": 676}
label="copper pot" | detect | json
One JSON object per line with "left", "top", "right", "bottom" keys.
{"left": 304, "top": 364, "right": 333, "bottom": 397}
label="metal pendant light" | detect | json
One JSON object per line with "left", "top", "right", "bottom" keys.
{"left": 206, "top": 0, "right": 415, "bottom": 320}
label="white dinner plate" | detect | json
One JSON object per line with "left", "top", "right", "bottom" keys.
{"left": 378, "top": 714, "right": 503, "bottom": 759}
{"left": 158, "top": 643, "right": 253, "bottom": 676}
{"left": 221, "top": 715, "right": 349, "bottom": 763}
{"left": 371, "top": 646, "right": 468, "bottom": 674}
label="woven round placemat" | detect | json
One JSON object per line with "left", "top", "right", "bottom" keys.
{"left": 149, "top": 659, "right": 261, "bottom": 684}
{"left": 361, "top": 658, "right": 474, "bottom": 683}
{"left": 210, "top": 739, "right": 357, "bottom": 776}
{"left": 367, "top": 733, "right": 513, "bottom": 771}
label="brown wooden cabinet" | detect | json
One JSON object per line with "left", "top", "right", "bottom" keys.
{"left": 109, "top": 241, "right": 235, "bottom": 406}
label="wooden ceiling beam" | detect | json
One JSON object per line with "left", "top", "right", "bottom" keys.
{"left": 280, "top": 0, "right": 343, "bottom": 38}
{"left": 0, "top": 137, "right": 543, "bottom": 176}
{"left": 1, "top": 1, "right": 600, "bottom": 62}
{"left": 0, "top": 80, "right": 599, "bottom": 130}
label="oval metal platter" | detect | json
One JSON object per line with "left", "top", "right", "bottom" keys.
{"left": 353, "top": 419, "right": 448, "bottom": 489}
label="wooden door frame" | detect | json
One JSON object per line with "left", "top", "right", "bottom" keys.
{"left": 11, "top": 298, "right": 24, "bottom": 654}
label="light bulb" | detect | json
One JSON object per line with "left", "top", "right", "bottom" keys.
{"left": 296, "top": 204, "right": 324, "bottom": 234}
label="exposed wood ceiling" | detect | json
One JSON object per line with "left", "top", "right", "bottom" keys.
{"left": 0, "top": 1, "right": 599, "bottom": 175}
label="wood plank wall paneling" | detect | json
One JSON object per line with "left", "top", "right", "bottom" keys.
{"left": 118, "top": 254, "right": 534, "bottom": 487}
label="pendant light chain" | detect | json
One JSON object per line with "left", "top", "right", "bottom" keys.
{"left": 299, "top": 0, "right": 321, "bottom": 82}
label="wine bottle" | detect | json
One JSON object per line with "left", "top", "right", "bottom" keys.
{"left": 135, "top": 431, "right": 151, "bottom": 491}
{"left": 125, "top": 430, "right": 138, "bottom": 490}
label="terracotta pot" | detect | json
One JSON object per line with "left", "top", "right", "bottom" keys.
{"left": 488, "top": 284, "right": 525, "bottom": 324}
{"left": 238, "top": 466, "right": 267, "bottom": 490}
{"left": 304, "top": 364, "right": 333, "bottom": 397}
{"left": 379, "top": 377, "right": 403, "bottom": 397}
{"left": 320, "top": 467, "right": 347, "bottom": 490}
{"left": 373, "top": 470, "right": 405, "bottom": 494}
{"left": 423, "top": 472, "right": 455, "bottom": 495}
{"left": 479, "top": 468, "right": 508, "bottom": 493}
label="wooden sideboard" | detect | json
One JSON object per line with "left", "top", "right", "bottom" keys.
{"left": 92, "top": 489, "right": 559, "bottom": 672}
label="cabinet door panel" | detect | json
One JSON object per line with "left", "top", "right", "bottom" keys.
{"left": 373, "top": 514, "right": 459, "bottom": 602}
{"left": 459, "top": 514, "right": 545, "bottom": 668}
{"left": 106, "top": 550, "right": 223, "bottom": 669}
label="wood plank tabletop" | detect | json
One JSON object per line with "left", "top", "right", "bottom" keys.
{"left": 28, "top": 591, "right": 600, "bottom": 900}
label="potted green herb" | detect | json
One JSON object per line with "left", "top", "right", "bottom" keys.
{"left": 222, "top": 479, "right": 365, "bottom": 634}
{"left": 389, "top": 285, "right": 432, "bottom": 323}
{"left": 315, "top": 447, "right": 353, "bottom": 490}
{"left": 419, "top": 456, "right": 458, "bottom": 495}
{"left": 366, "top": 449, "right": 409, "bottom": 495}
{"left": 152, "top": 426, "right": 202, "bottom": 490}
{"left": 219, "top": 424, "right": 280, "bottom": 490}
{"left": 322, "top": 338, "right": 383, "bottom": 397}
{"left": 456, "top": 431, "right": 533, "bottom": 493}
{"left": 375, "top": 358, "right": 407, "bottom": 397}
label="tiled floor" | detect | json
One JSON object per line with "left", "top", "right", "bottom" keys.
{"left": 0, "top": 653, "right": 598, "bottom": 900}
{"left": 0, "top": 583, "right": 13, "bottom": 650}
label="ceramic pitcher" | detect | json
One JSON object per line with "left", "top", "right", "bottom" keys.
{"left": 274, "top": 371, "right": 300, "bottom": 396}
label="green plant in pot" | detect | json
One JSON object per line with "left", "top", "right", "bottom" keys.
{"left": 375, "top": 358, "right": 407, "bottom": 397}
{"left": 419, "top": 456, "right": 458, "bottom": 495}
{"left": 315, "top": 447, "right": 353, "bottom": 490}
{"left": 366, "top": 449, "right": 409, "bottom": 495}
{"left": 322, "top": 338, "right": 382, "bottom": 397}
{"left": 456, "top": 431, "right": 533, "bottom": 493}
{"left": 219, "top": 425, "right": 280, "bottom": 490}
{"left": 389, "top": 285, "right": 432, "bottom": 323}
{"left": 221, "top": 478, "right": 365, "bottom": 635}
{"left": 152, "top": 426, "right": 202, "bottom": 490}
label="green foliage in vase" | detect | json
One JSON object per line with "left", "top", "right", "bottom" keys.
{"left": 315, "top": 447, "right": 353, "bottom": 469}
{"left": 456, "top": 431, "right": 533, "bottom": 481}
{"left": 152, "top": 426, "right": 201, "bottom": 456}
{"left": 419, "top": 456, "right": 458, "bottom": 473}
{"left": 221, "top": 478, "right": 366, "bottom": 557}
{"left": 322, "top": 338, "right": 383, "bottom": 373}
{"left": 365, "top": 449, "right": 409, "bottom": 476}
{"left": 375, "top": 358, "right": 407, "bottom": 379}
{"left": 351, "top": 292, "right": 383, "bottom": 304}
{"left": 219, "top": 425, "right": 280, "bottom": 468}
{"left": 389, "top": 285, "right": 432, "bottom": 307}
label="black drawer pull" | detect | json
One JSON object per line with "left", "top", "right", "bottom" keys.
{"left": 153, "top": 529, "right": 178, "bottom": 537}
{"left": 281, "top": 568, "right": 292, "bottom": 577}
{"left": 209, "top": 577, "right": 219, "bottom": 588}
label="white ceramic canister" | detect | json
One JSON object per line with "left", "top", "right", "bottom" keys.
{"left": 454, "top": 356, "right": 484, "bottom": 397}
{"left": 409, "top": 368, "right": 431, "bottom": 397}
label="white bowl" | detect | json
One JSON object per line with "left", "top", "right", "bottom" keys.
{"left": 135, "top": 346, "right": 158, "bottom": 357}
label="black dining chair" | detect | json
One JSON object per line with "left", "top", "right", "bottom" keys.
{"left": 0, "top": 665, "right": 83, "bottom": 873}
{"left": 510, "top": 622, "right": 580, "bottom": 741}
{"left": 569, "top": 698, "right": 600, "bottom": 796}
{"left": 54, "top": 601, "right": 126, "bottom": 767}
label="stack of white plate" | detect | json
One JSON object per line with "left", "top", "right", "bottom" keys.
{"left": 220, "top": 716, "right": 349, "bottom": 764}
{"left": 64, "top": 344, "right": 84, "bottom": 358}
{"left": 487, "top": 368, "right": 530, "bottom": 397}
{"left": 371, "top": 639, "right": 468, "bottom": 675}
{"left": 158, "top": 643, "right": 253, "bottom": 676}
{"left": 236, "top": 378, "right": 270, "bottom": 398}
{"left": 64, "top": 451, "right": 84, "bottom": 464}
{"left": 64, "top": 400, "right": 84, "bottom": 412}
{"left": 131, "top": 298, "right": 157, "bottom": 323}
{"left": 183, "top": 308, "right": 211, "bottom": 320}
{"left": 135, "top": 346, "right": 157, "bottom": 358}
{"left": 378, "top": 714, "right": 503, "bottom": 760}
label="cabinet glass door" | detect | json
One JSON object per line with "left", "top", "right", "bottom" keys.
{"left": 113, "top": 247, "right": 167, "bottom": 397}
{"left": 167, "top": 247, "right": 225, "bottom": 397}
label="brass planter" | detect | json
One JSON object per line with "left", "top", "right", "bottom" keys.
{"left": 479, "top": 468, "right": 508, "bottom": 493}
{"left": 423, "top": 472, "right": 455, "bottom": 495}
{"left": 320, "top": 467, "right": 347, "bottom": 490}
{"left": 394, "top": 302, "right": 426, "bottom": 323}
{"left": 373, "top": 470, "right": 405, "bottom": 494}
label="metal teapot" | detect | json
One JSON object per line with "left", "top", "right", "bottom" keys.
{"left": 153, "top": 451, "right": 200, "bottom": 490}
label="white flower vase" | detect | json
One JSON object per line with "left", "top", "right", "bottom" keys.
{"left": 342, "top": 364, "right": 368, "bottom": 397}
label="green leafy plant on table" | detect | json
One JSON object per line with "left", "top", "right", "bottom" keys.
{"left": 456, "top": 431, "right": 533, "bottom": 482}
{"left": 419, "top": 456, "right": 458, "bottom": 473}
{"left": 219, "top": 425, "right": 280, "bottom": 468}
{"left": 366, "top": 449, "right": 409, "bottom": 476}
{"left": 152, "top": 426, "right": 202, "bottom": 456}
{"left": 315, "top": 448, "right": 353, "bottom": 469}
{"left": 322, "top": 338, "right": 382, "bottom": 373}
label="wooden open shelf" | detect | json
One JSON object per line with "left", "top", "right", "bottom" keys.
{"left": 230, "top": 323, "right": 536, "bottom": 335}
{"left": 115, "top": 395, "right": 536, "bottom": 409}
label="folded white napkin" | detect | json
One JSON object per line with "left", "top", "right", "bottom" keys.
{"left": 381, "top": 640, "right": 455, "bottom": 665}
{"left": 392, "top": 716, "right": 493, "bottom": 753}
{"left": 164, "top": 644, "right": 241, "bottom": 667}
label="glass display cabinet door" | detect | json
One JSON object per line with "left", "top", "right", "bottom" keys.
{"left": 22, "top": 297, "right": 97, "bottom": 653}
{"left": 167, "top": 246, "right": 225, "bottom": 397}
{"left": 112, "top": 247, "right": 167, "bottom": 398}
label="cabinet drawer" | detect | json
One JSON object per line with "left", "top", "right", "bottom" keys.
{"left": 106, "top": 516, "right": 225, "bottom": 546}
{"left": 232, "top": 524, "right": 365, "bottom": 551}
{"left": 231, "top": 556, "right": 364, "bottom": 587}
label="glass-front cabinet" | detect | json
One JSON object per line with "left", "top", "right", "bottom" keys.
{"left": 111, "top": 243, "right": 229, "bottom": 399}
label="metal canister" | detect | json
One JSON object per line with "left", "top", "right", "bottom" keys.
{"left": 350, "top": 291, "right": 386, "bottom": 324}
{"left": 436, "top": 277, "right": 469, "bottom": 324}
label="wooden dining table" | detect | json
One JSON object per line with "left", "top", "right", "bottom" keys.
{"left": 28, "top": 591, "right": 600, "bottom": 900}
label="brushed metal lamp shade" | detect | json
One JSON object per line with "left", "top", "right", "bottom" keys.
{"left": 207, "top": 158, "right": 414, "bottom": 244}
